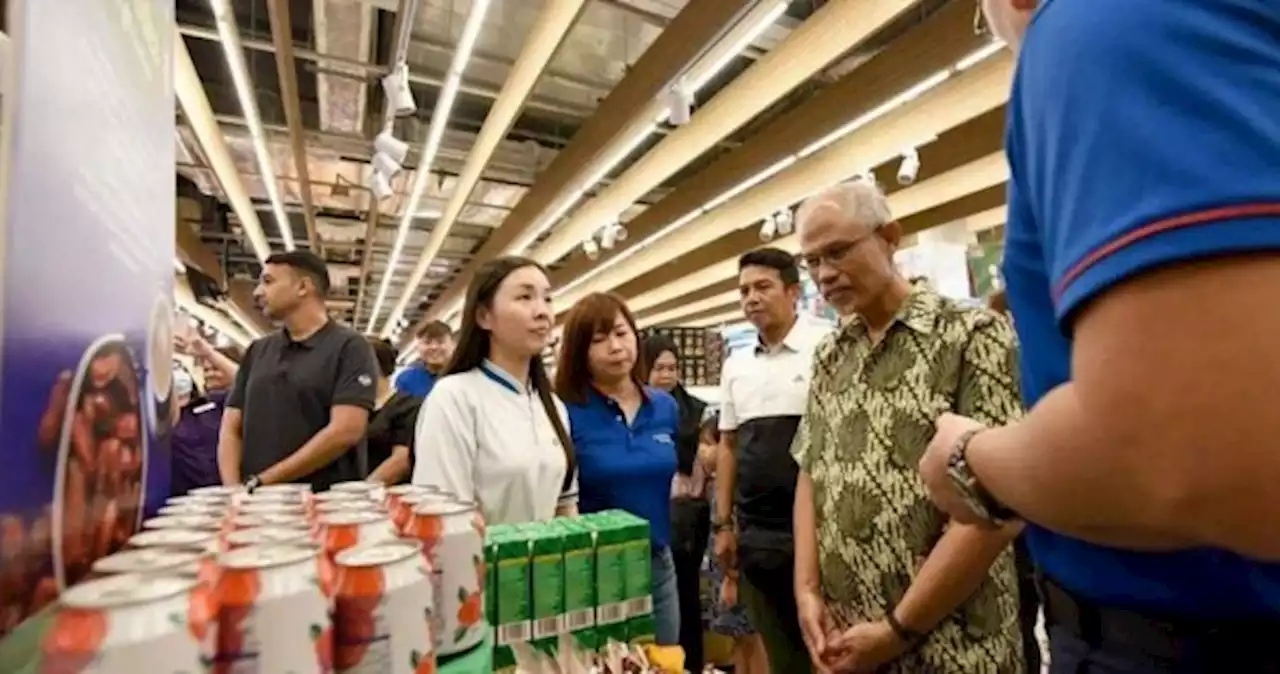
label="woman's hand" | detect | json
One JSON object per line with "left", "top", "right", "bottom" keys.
{"left": 720, "top": 573, "right": 738, "bottom": 607}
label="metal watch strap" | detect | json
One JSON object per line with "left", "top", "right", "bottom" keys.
{"left": 243, "top": 474, "right": 263, "bottom": 493}
{"left": 951, "top": 428, "right": 1016, "bottom": 524}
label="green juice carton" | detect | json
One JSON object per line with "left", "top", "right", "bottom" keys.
{"left": 558, "top": 518, "right": 597, "bottom": 634}
{"left": 528, "top": 521, "right": 567, "bottom": 640}
{"left": 607, "top": 510, "right": 653, "bottom": 619}
{"left": 582, "top": 513, "right": 628, "bottom": 628}
{"left": 493, "top": 527, "right": 533, "bottom": 646}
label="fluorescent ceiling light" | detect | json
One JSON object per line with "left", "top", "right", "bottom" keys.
{"left": 365, "top": 0, "right": 493, "bottom": 334}
{"left": 555, "top": 40, "right": 1006, "bottom": 300}
{"left": 208, "top": 0, "right": 295, "bottom": 251}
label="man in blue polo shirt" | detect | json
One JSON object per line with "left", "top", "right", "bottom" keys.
{"left": 394, "top": 320, "right": 454, "bottom": 397}
{"left": 918, "top": 0, "right": 1280, "bottom": 669}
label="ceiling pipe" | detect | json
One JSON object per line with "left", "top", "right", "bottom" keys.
{"left": 376, "top": 0, "right": 589, "bottom": 339}
{"left": 175, "top": 36, "right": 272, "bottom": 262}
{"left": 268, "top": 0, "right": 322, "bottom": 253}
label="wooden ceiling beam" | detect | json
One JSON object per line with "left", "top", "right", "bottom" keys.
{"left": 548, "top": 0, "right": 988, "bottom": 291}
{"left": 410, "top": 0, "right": 757, "bottom": 335}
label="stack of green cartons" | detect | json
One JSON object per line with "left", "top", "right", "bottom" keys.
{"left": 483, "top": 512, "right": 654, "bottom": 671}
{"left": 486, "top": 523, "right": 530, "bottom": 673}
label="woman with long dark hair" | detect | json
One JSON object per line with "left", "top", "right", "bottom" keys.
{"left": 555, "top": 292, "right": 681, "bottom": 646}
{"left": 411, "top": 256, "right": 577, "bottom": 524}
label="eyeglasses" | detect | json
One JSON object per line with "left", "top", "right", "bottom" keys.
{"left": 797, "top": 228, "right": 880, "bottom": 271}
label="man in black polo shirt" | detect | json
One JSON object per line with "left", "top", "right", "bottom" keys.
{"left": 217, "top": 251, "right": 378, "bottom": 492}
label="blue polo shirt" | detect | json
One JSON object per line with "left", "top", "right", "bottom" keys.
{"left": 394, "top": 362, "right": 439, "bottom": 398}
{"left": 565, "top": 386, "right": 679, "bottom": 550}
{"left": 1003, "top": 0, "right": 1280, "bottom": 616}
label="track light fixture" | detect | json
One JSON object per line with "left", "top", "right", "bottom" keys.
{"left": 611, "top": 221, "right": 628, "bottom": 243}
{"left": 898, "top": 147, "right": 921, "bottom": 186}
{"left": 759, "top": 214, "right": 777, "bottom": 242}
{"left": 775, "top": 208, "right": 794, "bottom": 236}
{"left": 374, "top": 130, "right": 409, "bottom": 165}
{"left": 369, "top": 171, "right": 393, "bottom": 201}
{"left": 381, "top": 63, "right": 417, "bottom": 117}
{"left": 665, "top": 81, "right": 694, "bottom": 125}
{"left": 372, "top": 152, "right": 401, "bottom": 179}
{"left": 582, "top": 238, "right": 600, "bottom": 261}
{"left": 600, "top": 223, "right": 618, "bottom": 250}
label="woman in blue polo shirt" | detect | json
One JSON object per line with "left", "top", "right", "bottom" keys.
{"left": 555, "top": 292, "right": 680, "bottom": 646}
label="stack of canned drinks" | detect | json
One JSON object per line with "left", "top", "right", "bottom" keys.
{"left": 39, "top": 481, "right": 489, "bottom": 673}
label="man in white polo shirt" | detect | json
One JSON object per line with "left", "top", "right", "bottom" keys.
{"left": 714, "top": 247, "right": 830, "bottom": 674}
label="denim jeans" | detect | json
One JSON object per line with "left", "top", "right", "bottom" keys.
{"left": 651, "top": 546, "right": 681, "bottom": 646}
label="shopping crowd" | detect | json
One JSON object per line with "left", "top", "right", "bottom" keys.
{"left": 172, "top": 2, "right": 1280, "bottom": 671}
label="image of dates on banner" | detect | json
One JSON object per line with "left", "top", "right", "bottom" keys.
{"left": 50, "top": 334, "right": 149, "bottom": 591}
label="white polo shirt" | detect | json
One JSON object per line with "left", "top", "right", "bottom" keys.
{"left": 718, "top": 316, "right": 830, "bottom": 530}
{"left": 411, "top": 360, "right": 578, "bottom": 525}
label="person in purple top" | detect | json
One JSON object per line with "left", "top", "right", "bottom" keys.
{"left": 170, "top": 335, "right": 240, "bottom": 496}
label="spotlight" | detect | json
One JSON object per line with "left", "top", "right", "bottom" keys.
{"left": 898, "top": 148, "right": 920, "bottom": 186}
{"left": 381, "top": 63, "right": 417, "bottom": 117}
{"left": 775, "top": 209, "right": 794, "bottom": 236}
{"left": 612, "top": 221, "right": 628, "bottom": 243}
{"left": 369, "top": 171, "right": 393, "bottom": 201}
{"left": 600, "top": 224, "right": 618, "bottom": 250}
{"left": 582, "top": 238, "right": 600, "bottom": 261}
{"left": 372, "top": 152, "right": 401, "bottom": 179}
{"left": 665, "top": 81, "right": 693, "bottom": 125}
{"left": 374, "top": 130, "right": 409, "bottom": 165}
{"left": 759, "top": 215, "right": 777, "bottom": 242}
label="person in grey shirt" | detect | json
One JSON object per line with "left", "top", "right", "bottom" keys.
{"left": 218, "top": 250, "right": 378, "bottom": 492}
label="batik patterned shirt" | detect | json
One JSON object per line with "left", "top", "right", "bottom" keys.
{"left": 792, "top": 281, "right": 1024, "bottom": 674}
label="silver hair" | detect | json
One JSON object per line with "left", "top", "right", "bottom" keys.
{"left": 795, "top": 177, "right": 892, "bottom": 234}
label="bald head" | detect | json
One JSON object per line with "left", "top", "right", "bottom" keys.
{"left": 796, "top": 178, "right": 891, "bottom": 238}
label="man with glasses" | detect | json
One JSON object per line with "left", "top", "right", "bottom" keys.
{"left": 791, "top": 179, "right": 1024, "bottom": 674}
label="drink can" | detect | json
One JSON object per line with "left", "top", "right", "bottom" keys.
{"left": 225, "top": 526, "right": 312, "bottom": 550}
{"left": 405, "top": 499, "right": 486, "bottom": 656}
{"left": 390, "top": 491, "right": 453, "bottom": 535}
{"left": 166, "top": 494, "right": 230, "bottom": 509}
{"left": 215, "top": 544, "right": 332, "bottom": 672}
{"left": 314, "top": 490, "right": 367, "bottom": 507}
{"left": 330, "top": 481, "right": 378, "bottom": 496}
{"left": 333, "top": 541, "right": 436, "bottom": 673}
{"left": 143, "top": 514, "right": 223, "bottom": 532}
{"left": 41, "top": 573, "right": 210, "bottom": 673}
{"left": 317, "top": 511, "right": 398, "bottom": 561}
{"left": 91, "top": 547, "right": 208, "bottom": 577}
{"left": 315, "top": 498, "right": 383, "bottom": 517}
{"left": 189, "top": 485, "right": 243, "bottom": 499}
{"left": 158, "top": 503, "right": 223, "bottom": 518}
{"left": 251, "top": 483, "right": 312, "bottom": 496}
{"left": 229, "top": 512, "right": 310, "bottom": 531}
{"left": 128, "top": 528, "right": 218, "bottom": 553}
{"left": 237, "top": 500, "right": 308, "bottom": 518}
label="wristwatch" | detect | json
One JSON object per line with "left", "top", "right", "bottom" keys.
{"left": 243, "top": 474, "right": 263, "bottom": 493}
{"left": 946, "top": 428, "right": 1017, "bottom": 526}
{"left": 711, "top": 515, "right": 734, "bottom": 533}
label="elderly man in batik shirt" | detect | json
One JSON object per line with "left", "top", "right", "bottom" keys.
{"left": 790, "top": 179, "right": 1025, "bottom": 674}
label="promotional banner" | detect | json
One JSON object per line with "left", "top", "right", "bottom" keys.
{"left": 0, "top": 0, "right": 175, "bottom": 651}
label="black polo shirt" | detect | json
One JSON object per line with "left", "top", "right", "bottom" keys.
{"left": 228, "top": 320, "right": 378, "bottom": 491}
